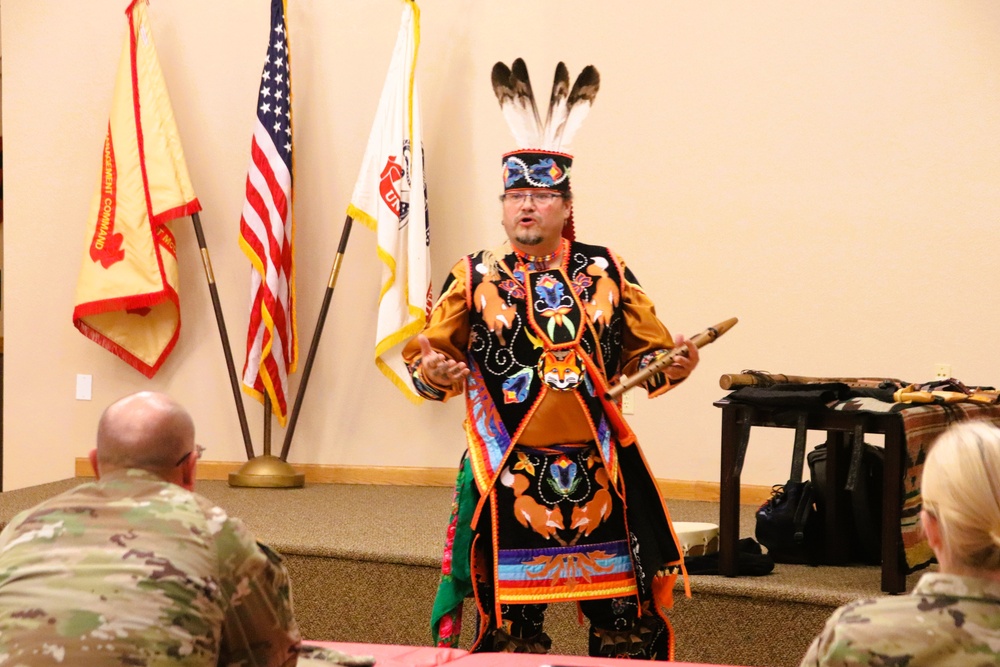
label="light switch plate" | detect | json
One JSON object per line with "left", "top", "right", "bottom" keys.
{"left": 76, "top": 374, "right": 93, "bottom": 401}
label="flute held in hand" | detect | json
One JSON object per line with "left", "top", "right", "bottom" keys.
{"left": 605, "top": 317, "right": 738, "bottom": 400}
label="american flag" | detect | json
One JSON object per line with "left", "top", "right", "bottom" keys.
{"left": 238, "top": 0, "right": 296, "bottom": 425}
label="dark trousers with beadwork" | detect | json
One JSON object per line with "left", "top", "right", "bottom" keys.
{"left": 473, "top": 596, "right": 669, "bottom": 659}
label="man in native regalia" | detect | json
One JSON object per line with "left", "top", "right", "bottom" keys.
{"left": 402, "top": 59, "right": 698, "bottom": 660}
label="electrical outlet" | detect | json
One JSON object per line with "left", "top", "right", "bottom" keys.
{"left": 933, "top": 363, "right": 952, "bottom": 380}
{"left": 76, "top": 374, "right": 93, "bottom": 401}
{"left": 621, "top": 389, "right": 635, "bottom": 415}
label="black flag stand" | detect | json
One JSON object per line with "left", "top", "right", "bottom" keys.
{"left": 279, "top": 214, "right": 354, "bottom": 461}
{"left": 190, "top": 212, "right": 303, "bottom": 488}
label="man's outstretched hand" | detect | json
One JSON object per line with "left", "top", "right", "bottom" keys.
{"left": 418, "top": 335, "right": 470, "bottom": 388}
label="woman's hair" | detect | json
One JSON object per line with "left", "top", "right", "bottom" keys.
{"left": 922, "top": 420, "right": 1000, "bottom": 572}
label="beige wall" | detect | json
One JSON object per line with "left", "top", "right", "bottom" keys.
{"left": 3, "top": 1, "right": 999, "bottom": 491}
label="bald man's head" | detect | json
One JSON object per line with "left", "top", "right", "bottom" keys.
{"left": 95, "top": 392, "right": 196, "bottom": 477}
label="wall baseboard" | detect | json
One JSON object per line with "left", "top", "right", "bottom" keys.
{"left": 74, "top": 458, "right": 773, "bottom": 506}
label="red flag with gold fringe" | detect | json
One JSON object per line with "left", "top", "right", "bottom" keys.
{"left": 72, "top": 0, "right": 200, "bottom": 377}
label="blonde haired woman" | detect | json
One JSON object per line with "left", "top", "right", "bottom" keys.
{"left": 800, "top": 420, "right": 1000, "bottom": 666}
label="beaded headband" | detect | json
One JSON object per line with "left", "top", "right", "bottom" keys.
{"left": 501, "top": 150, "right": 573, "bottom": 193}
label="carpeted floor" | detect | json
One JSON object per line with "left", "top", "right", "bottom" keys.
{"left": 0, "top": 478, "right": 929, "bottom": 666}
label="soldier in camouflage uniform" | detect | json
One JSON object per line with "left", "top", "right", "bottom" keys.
{"left": 0, "top": 391, "right": 301, "bottom": 667}
{"left": 800, "top": 421, "right": 1000, "bottom": 666}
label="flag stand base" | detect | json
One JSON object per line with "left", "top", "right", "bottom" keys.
{"left": 228, "top": 455, "right": 305, "bottom": 488}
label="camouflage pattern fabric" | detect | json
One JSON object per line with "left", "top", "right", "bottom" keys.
{"left": 800, "top": 573, "right": 1000, "bottom": 666}
{"left": 296, "top": 645, "right": 374, "bottom": 666}
{"left": 0, "top": 469, "right": 300, "bottom": 666}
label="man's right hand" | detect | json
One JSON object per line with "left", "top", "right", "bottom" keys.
{"left": 417, "top": 335, "right": 470, "bottom": 388}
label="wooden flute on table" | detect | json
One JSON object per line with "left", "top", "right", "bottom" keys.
{"left": 605, "top": 317, "right": 738, "bottom": 400}
{"left": 718, "top": 372, "right": 905, "bottom": 390}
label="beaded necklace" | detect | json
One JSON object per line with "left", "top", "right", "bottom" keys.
{"left": 514, "top": 240, "right": 565, "bottom": 272}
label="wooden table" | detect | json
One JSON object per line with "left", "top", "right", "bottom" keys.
{"left": 714, "top": 398, "right": 908, "bottom": 593}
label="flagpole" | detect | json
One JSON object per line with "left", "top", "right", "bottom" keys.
{"left": 190, "top": 212, "right": 255, "bottom": 460}
{"left": 279, "top": 214, "right": 354, "bottom": 461}
{"left": 263, "top": 394, "right": 272, "bottom": 456}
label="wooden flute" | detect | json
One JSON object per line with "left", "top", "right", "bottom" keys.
{"left": 605, "top": 317, "right": 738, "bottom": 400}
{"left": 718, "top": 372, "right": 904, "bottom": 390}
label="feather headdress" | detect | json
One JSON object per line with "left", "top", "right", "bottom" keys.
{"left": 491, "top": 59, "right": 600, "bottom": 242}
{"left": 491, "top": 59, "right": 600, "bottom": 153}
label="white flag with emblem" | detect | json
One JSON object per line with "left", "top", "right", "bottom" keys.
{"left": 346, "top": 1, "right": 430, "bottom": 403}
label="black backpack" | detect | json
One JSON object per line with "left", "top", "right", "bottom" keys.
{"left": 754, "top": 411, "right": 825, "bottom": 564}
{"left": 807, "top": 439, "right": 884, "bottom": 564}
{"left": 754, "top": 479, "right": 823, "bottom": 564}
{"left": 753, "top": 409, "right": 884, "bottom": 565}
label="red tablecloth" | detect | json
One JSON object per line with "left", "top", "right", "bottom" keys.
{"left": 302, "top": 641, "right": 467, "bottom": 667}
{"left": 448, "top": 653, "right": 739, "bottom": 667}
{"left": 302, "top": 642, "right": 739, "bottom": 667}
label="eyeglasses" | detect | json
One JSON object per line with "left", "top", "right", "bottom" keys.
{"left": 176, "top": 444, "right": 206, "bottom": 467}
{"left": 499, "top": 192, "right": 563, "bottom": 205}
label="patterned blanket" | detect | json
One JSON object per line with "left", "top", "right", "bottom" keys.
{"left": 834, "top": 398, "right": 1000, "bottom": 571}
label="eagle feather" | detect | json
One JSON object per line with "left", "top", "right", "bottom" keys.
{"left": 491, "top": 59, "right": 541, "bottom": 148}
{"left": 542, "top": 62, "right": 571, "bottom": 150}
{"left": 557, "top": 65, "right": 600, "bottom": 151}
